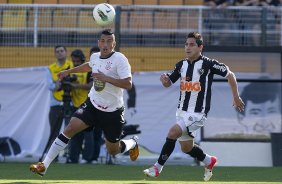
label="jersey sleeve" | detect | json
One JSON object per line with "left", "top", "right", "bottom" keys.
{"left": 117, "top": 54, "right": 132, "bottom": 79}
{"left": 210, "top": 59, "right": 230, "bottom": 78}
{"left": 168, "top": 61, "right": 182, "bottom": 83}
{"left": 88, "top": 54, "right": 95, "bottom": 68}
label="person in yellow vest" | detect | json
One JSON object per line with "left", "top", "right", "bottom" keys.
{"left": 40, "top": 45, "right": 73, "bottom": 161}
{"left": 66, "top": 49, "right": 96, "bottom": 163}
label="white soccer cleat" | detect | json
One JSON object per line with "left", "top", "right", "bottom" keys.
{"left": 203, "top": 156, "right": 217, "bottom": 181}
{"left": 143, "top": 165, "right": 160, "bottom": 177}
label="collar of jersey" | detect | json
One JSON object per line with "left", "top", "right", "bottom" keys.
{"left": 187, "top": 55, "right": 202, "bottom": 64}
{"left": 100, "top": 51, "right": 115, "bottom": 59}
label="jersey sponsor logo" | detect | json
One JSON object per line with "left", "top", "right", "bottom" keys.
{"left": 180, "top": 81, "right": 201, "bottom": 92}
{"left": 94, "top": 78, "right": 106, "bottom": 92}
{"left": 213, "top": 64, "right": 226, "bottom": 72}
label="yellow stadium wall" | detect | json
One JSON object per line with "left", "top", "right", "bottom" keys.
{"left": 0, "top": 46, "right": 268, "bottom": 73}
{"left": 0, "top": 47, "right": 183, "bottom": 71}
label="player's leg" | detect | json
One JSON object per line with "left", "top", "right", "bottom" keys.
{"left": 181, "top": 113, "right": 217, "bottom": 181}
{"left": 182, "top": 141, "right": 217, "bottom": 181}
{"left": 102, "top": 107, "right": 139, "bottom": 161}
{"left": 143, "top": 124, "right": 182, "bottom": 177}
{"left": 104, "top": 136, "right": 138, "bottom": 156}
{"left": 30, "top": 117, "right": 89, "bottom": 176}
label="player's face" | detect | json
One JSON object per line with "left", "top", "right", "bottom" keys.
{"left": 55, "top": 47, "right": 67, "bottom": 62}
{"left": 98, "top": 34, "right": 116, "bottom": 58}
{"left": 239, "top": 98, "right": 281, "bottom": 133}
{"left": 184, "top": 38, "right": 202, "bottom": 61}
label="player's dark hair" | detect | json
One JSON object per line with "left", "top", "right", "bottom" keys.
{"left": 54, "top": 45, "right": 66, "bottom": 52}
{"left": 101, "top": 29, "right": 114, "bottom": 36}
{"left": 187, "top": 32, "right": 203, "bottom": 46}
{"left": 71, "top": 49, "right": 85, "bottom": 62}
{"left": 89, "top": 46, "right": 100, "bottom": 56}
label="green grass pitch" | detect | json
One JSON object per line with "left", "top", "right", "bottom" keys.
{"left": 0, "top": 163, "right": 281, "bottom": 184}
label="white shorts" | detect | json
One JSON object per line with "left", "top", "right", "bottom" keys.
{"left": 176, "top": 110, "right": 207, "bottom": 141}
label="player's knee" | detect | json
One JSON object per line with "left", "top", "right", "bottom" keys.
{"left": 167, "top": 125, "right": 182, "bottom": 139}
{"left": 181, "top": 144, "right": 193, "bottom": 153}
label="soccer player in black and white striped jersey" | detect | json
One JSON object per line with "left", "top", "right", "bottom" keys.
{"left": 144, "top": 32, "right": 245, "bottom": 181}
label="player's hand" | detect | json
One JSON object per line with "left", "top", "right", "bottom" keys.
{"left": 233, "top": 97, "right": 245, "bottom": 112}
{"left": 160, "top": 73, "right": 171, "bottom": 87}
{"left": 57, "top": 70, "right": 70, "bottom": 80}
{"left": 92, "top": 70, "right": 108, "bottom": 82}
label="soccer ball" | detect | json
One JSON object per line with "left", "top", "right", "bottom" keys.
{"left": 92, "top": 3, "right": 116, "bottom": 27}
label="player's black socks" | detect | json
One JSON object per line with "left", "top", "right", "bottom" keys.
{"left": 186, "top": 144, "right": 206, "bottom": 161}
{"left": 58, "top": 133, "right": 70, "bottom": 144}
{"left": 120, "top": 141, "right": 126, "bottom": 153}
{"left": 157, "top": 137, "right": 176, "bottom": 165}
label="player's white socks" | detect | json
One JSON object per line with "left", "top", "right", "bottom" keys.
{"left": 43, "top": 135, "right": 69, "bottom": 168}
{"left": 154, "top": 162, "right": 163, "bottom": 173}
{"left": 120, "top": 139, "right": 136, "bottom": 153}
{"left": 203, "top": 154, "right": 212, "bottom": 166}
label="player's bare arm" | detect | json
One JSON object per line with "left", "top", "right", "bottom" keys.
{"left": 226, "top": 71, "right": 245, "bottom": 112}
{"left": 92, "top": 70, "right": 132, "bottom": 90}
{"left": 57, "top": 62, "right": 92, "bottom": 80}
{"left": 160, "top": 73, "right": 172, "bottom": 88}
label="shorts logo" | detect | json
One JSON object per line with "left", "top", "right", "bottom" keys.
{"left": 82, "top": 103, "right": 87, "bottom": 109}
{"left": 180, "top": 81, "right": 201, "bottom": 92}
{"left": 188, "top": 116, "right": 193, "bottom": 121}
{"left": 76, "top": 108, "right": 84, "bottom": 114}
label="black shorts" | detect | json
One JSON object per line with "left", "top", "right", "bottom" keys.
{"left": 73, "top": 98, "right": 125, "bottom": 143}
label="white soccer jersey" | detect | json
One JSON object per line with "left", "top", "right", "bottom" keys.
{"left": 88, "top": 52, "right": 131, "bottom": 112}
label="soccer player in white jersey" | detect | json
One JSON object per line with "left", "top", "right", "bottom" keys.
{"left": 143, "top": 32, "right": 245, "bottom": 181}
{"left": 30, "top": 29, "right": 139, "bottom": 176}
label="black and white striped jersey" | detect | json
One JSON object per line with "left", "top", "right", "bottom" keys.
{"left": 168, "top": 55, "right": 230, "bottom": 115}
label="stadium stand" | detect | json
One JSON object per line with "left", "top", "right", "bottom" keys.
{"left": 8, "top": 0, "right": 32, "bottom": 3}
{"left": 33, "top": 0, "right": 58, "bottom": 4}
{"left": 109, "top": 0, "right": 133, "bottom": 5}
{"left": 59, "top": 0, "right": 83, "bottom": 4}
{"left": 129, "top": 11, "right": 153, "bottom": 30}
{"left": 0, "top": 0, "right": 205, "bottom": 5}
{"left": 159, "top": 0, "right": 183, "bottom": 5}
{"left": 184, "top": 0, "right": 203, "bottom": 5}
{"left": 78, "top": 10, "right": 96, "bottom": 30}
{"left": 53, "top": 9, "right": 77, "bottom": 28}
{"left": 133, "top": 0, "right": 158, "bottom": 5}
{"left": 2, "top": 9, "right": 26, "bottom": 28}
{"left": 83, "top": 0, "right": 108, "bottom": 4}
